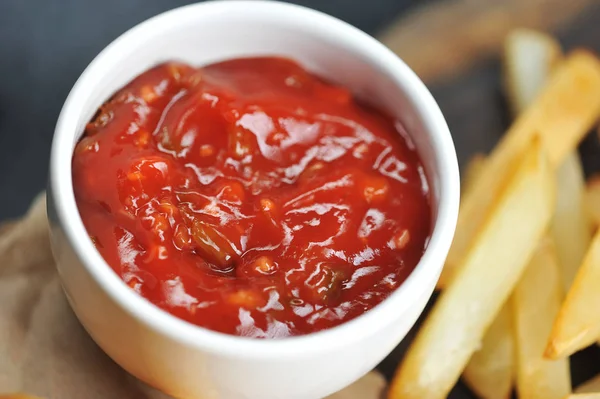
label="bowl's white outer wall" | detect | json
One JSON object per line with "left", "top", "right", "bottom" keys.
{"left": 48, "top": 2, "right": 459, "bottom": 398}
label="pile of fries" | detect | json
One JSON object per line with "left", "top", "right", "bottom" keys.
{"left": 389, "top": 29, "right": 600, "bottom": 399}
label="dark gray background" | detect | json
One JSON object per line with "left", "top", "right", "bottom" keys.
{"left": 2, "top": 1, "right": 600, "bottom": 397}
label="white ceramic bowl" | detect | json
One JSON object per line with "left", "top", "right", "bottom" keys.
{"left": 48, "top": 2, "right": 459, "bottom": 398}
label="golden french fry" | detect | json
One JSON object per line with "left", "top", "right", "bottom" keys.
{"left": 440, "top": 51, "right": 600, "bottom": 288}
{"left": 512, "top": 238, "right": 571, "bottom": 399}
{"left": 576, "top": 373, "right": 600, "bottom": 393}
{"left": 552, "top": 153, "right": 593, "bottom": 290}
{"left": 503, "top": 29, "right": 590, "bottom": 291}
{"left": 462, "top": 30, "right": 564, "bottom": 399}
{"left": 586, "top": 174, "right": 600, "bottom": 229}
{"left": 388, "top": 139, "right": 555, "bottom": 399}
{"left": 462, "top": 303, "right": 514, "bottom": 399}
{"left": 461, "top": 153, "right": 487, "bottom": 196}
{"left": 462, "top": 154, "right": 515, "bottom": 399}
{"left": 503, "top": 28, "right": 562, "bottom": 116}
{"left": 462, "top": 152, "right": 514, "bottom": 399}
{"left": 564, "top": 395, "right": 600, "bottom": 399}
{"left": 546, "top": 229, "right": 600, "bottom": 359}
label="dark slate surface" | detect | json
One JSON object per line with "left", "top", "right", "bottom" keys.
{"left": 1, "top": 1, "right": 599, "bottom": 397}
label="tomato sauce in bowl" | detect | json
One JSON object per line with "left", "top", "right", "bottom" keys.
{"left": 72, "top": 57, "right": 431, "bottom": 338}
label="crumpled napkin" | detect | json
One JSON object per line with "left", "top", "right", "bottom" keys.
{"left": 0, "top": 194, "right": 386, "bottom": 399}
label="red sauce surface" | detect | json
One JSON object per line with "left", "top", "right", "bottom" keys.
{"left": 72, "top": 57, "right": 431, "bottom": 337}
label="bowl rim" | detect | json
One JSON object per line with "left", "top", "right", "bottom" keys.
{"left": 50, "top": 0, "right": 460, "bottom": 359}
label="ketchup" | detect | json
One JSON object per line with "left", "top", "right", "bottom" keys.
{"left": 72, "top": 57, "right": 431, "bottom": 337}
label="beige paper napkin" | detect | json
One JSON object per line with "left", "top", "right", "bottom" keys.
{"left": 0, "top": 193, "right": 386, "bottom": 398}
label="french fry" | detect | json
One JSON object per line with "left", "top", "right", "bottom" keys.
{"left": 462, "top": 303, "right": 514, "bottom": 399}
{"left": 546, "top": 229, "right": 600, "bottom": 359}
{"left": 462, "top": 155, "right": 514, "bottom": 399}
{"left": 440, "top": 51, "right": 600, "bottom": 288}
{"left": 503, "top": 29, "right": 591, "bottom": 291}
{"left": 461, "top": 29, "right": 563, "bottom": 399}
{"left": 586, "top": 174, "right": 600, "bottom": 229}
{"left": 564, "top": 395, "right": 600, "bottom": 399}
{"left": 504, "top": 28, "right": 563, "bottom": 116}
{"left": 512, "top": 239, "right": 571, "bottom": 399}
{"left": 576, "top": 373, "right": 600, "bottom": 394}
{"left": 388, "top": 139, "right": 555, "bottom": 399}
{"left": 461, "top": 153, "right": 487, "bottom": 195}
{"left": 552, "top": 153, "right": 593, "bottom": 290}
